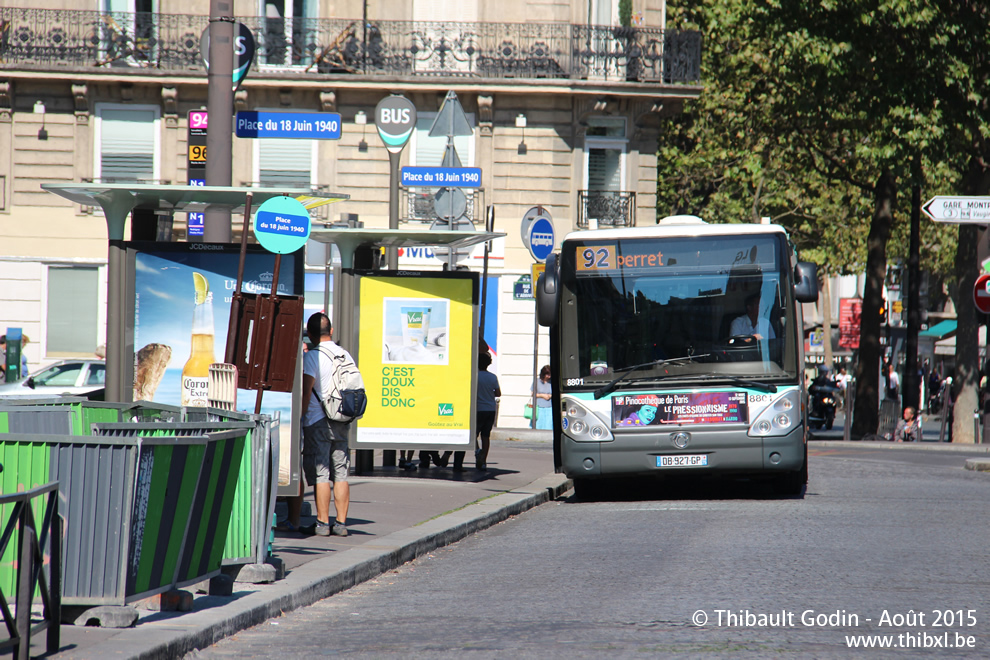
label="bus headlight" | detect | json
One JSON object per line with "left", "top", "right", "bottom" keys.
{"left": 562, "top": 397, "right": 613, "bottom": 443}
{"left": 749, "top": 390, "right": 801, "bottom": 437}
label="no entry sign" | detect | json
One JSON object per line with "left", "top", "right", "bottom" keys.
{"left": 975, "top": 274, "right": 990, "bottom": 313}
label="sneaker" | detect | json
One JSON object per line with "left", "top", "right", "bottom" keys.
{"left": 301, "top": 521, "right": 332, "bottom": 537}
{"left": 274, "top": 519, "right": 299, "bottom": 533}
{"left": 331, "top": 522, "right": 349, "bottom": 537}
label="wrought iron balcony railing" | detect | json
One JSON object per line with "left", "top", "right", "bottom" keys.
{"left": 577, "top": 190, "right": 636, "bottom": 228}
{"left": 401, "top": 186, "right": 484, "bottom": 224}
{"left": 0, "top": 8, "right": 701, "bottom": 84}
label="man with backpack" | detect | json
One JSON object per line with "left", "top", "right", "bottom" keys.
{"left": 300, "top": 312, "right": 363, "bottom": 537}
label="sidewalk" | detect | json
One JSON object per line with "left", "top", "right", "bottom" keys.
{"left": 808, "top": 411, "right": 960, "bottom": 443}
{"left": 43, "top": 429, "right": 564, "bottom": 660}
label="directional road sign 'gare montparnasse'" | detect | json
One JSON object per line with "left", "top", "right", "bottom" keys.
{"left": 922, "top": 196, "right": 990, "bottom": 224}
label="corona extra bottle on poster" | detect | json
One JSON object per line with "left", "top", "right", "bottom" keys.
{"left": 181, "top": 272, "right": 215, "bottom": 407}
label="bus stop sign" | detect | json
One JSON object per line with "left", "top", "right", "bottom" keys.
{"left": 253, "top": 196, "right": 311, "bottom": 254}
{"left": 521, "top": 206, "right": 555, "bottom": 262}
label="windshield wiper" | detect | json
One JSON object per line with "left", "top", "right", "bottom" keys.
{"left": 695, "top": 373, "right": 778, "bottom": 393}
{"left": 593, "top": 354, "right": 710, "bottom": 399}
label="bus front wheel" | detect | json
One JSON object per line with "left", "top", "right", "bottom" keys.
{"left": 573, "top": 478, "right": 603, "bottom": 501}
{"left": 773, "top": 450, "right": 808, "bottom": 497}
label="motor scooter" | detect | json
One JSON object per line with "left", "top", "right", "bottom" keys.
{"left": 928, "top": 376, "right": 951, "bottom": 415}
{"left": 808, "top": 376, "right": 840, "bottom": 430}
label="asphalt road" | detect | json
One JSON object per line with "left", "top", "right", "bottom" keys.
{"left": 193, "top": 445, "right": 990, "bottom": 659}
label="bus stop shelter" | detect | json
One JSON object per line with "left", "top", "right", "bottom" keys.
{"left": 305, "top": 227, "right": 503, "bottom": 349}
{"left": 41, "top": 183, "right": 349, "bottom": 402}
{"left": 40, "top": 184, "right": 502, "bottom": 403}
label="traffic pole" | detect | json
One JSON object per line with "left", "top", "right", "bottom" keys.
{"left": 205, "top": 0, "right": 234, "bottom": 243}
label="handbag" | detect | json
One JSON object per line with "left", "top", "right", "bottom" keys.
{"left": 524, "top": 403, "right": 539, "bottom": 420}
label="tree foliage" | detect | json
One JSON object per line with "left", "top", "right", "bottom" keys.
{"left": 660, "top": 0, "right": 989, "bottom": 437}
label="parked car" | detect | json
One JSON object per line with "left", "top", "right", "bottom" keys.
{"left": 0, "top": 359, "right": 105, "bottom": 398}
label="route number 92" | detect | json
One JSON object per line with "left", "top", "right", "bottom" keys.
{"left": 577, "top": 245, "right": 617, "bottom": 271}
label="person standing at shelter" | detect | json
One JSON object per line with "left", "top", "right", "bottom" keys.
{"left": 473, "top": 351, "right": 501, "bottom": 471}
{"left": 300, "top": 312, "right": 353, "bottom": 537}
{"left": 532, "top": 364, "right": 553, "bottom": 430}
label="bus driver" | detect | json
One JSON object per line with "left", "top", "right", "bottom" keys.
{"left": 730, "top": 293, "right": 775, "bottom": 340}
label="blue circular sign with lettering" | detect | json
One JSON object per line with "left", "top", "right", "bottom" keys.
{"left": 253, "top": 196, "right": 311, "bottom": 254}
{"left": 527, "top": 217, "right": 555, "bottom": 262}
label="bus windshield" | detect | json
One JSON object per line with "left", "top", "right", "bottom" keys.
{"left": 559, "top": 233, "right": 800, "bottom": 385}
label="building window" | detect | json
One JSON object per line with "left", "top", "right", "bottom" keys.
{"left": 259, "top": 0, "right": 317, "bottom": 66}
{"left": 257, "top": 137, "right": 314, "bottom": 187}
{"left": 584, "top": 117, "right": 626, "bottom": 191}
{"left": 47, "top": 266, "right": 100, "bottom": 357}
{"left": 95, "top": 105, "right": 160, "bottom": 182}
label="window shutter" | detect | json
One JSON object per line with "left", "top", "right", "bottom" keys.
{"left": 260, "top": 138, "right": 313, "bottom": 187}
{"left": 588, "top": 148, "right": 621, "bottom": 191}
{"left": 101, "top": 109, "right": 155, "bottom": 181}
{"left": 47, "top": 267, "right": 99, "bottom": 355}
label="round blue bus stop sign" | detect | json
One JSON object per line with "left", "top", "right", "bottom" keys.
{"left": 527, "top": 217, "right": 555, "bottom": 262}
{"left": 253, "top": 196, "right": 311, "bottom": 254}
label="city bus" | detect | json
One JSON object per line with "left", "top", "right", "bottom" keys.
{"left": 535, "top": 216, "right": 819, "bottom": 497}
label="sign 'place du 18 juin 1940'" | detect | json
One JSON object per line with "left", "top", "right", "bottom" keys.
{"left": 235, "top": 111, "right": 341, "bottom": 139}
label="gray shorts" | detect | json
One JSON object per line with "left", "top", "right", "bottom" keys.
{"left": 302, "top": 419, "right": 350, "bottom": 485}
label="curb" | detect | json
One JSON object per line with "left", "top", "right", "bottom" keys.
{"left": 965, "top": 459, "right": 990, "bottom": 472}
{"left": 811, "top": 440, "right": 990, "bottom": 453}
{"left": 83, "top": 473, "right": 571, "bottom": 660}
{"left": 491, "top": 427, "right": 552, "bottom": 442}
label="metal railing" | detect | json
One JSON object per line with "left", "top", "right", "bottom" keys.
{"left": 0, "top": 481, "right": 61, "bottom": 660}
{"left": 401, "top": 186, "right": 484, "bottom": 224}
{"left": 0, "top": 8, "right": 701, "bottom": 84}
{"left": 577, "top": 190, "right": 636, "bottom": 228}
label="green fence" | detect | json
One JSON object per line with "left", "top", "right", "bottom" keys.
{"left": 0, "top": 399, "right": 268, "bottom": 606}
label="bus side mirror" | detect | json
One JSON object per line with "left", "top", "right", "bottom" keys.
{"left": 793, "top": 261, "right": 819, "bottom": 303}
{"left": 536, "top": 253, "right": 559, "bottom": 327}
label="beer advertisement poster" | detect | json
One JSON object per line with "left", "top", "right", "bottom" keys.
{"left": 354, "top": 272, "right": 477, "bottom": 448}
{"left": 129, "top": 244, "right": 303, "bottom": 456}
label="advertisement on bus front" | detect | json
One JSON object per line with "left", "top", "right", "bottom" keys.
{"left": 612, "top": 391, "right": 749, "bottom": 427}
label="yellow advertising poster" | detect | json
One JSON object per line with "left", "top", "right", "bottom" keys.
{"left": 355, "top": 273, "right": 477, "bottom": 448}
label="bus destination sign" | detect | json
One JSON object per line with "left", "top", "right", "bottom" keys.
{"left": 576, "top": 245, "right": 665, "bottom": 272}
{"left": 612, "top": 391, "right": 748, "bottom": 427}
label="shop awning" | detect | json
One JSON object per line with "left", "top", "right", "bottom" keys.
{"left": 934, "top": 325, "right": 985, "bottom": 355}
{"left": 920, "top": 320, "right": 956, "bottom": 338}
